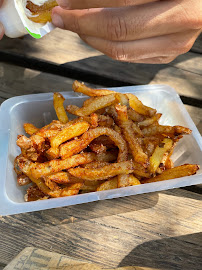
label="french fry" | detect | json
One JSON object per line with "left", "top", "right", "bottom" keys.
{"left": 66, "top": 105, "right": 80, "bottom": 115}
{"left": 165, "top": 157, "right": 174, "bottom": 170}
{"left": 115, "top": 93, "right": 129, "bottom": 107}
{"left": 16, "top": 153, "right": 96, "bottom": 179}
{"left": 83, "top": 161, "right": 110, "bottom": 169}
{"left": 49, "top": 183, "right": 83, "bottom": 198}
{"left": 96, "top": 150, "right": 118, "bottom": 163}
{"left": 44, "top": 172, "right": 83, "bottom": 184}
{"left": 89, "top": 143, "right": 107, "bottom": 154}
{"left": 128, "top": 174, "right": 141, "bottom": 186}
{"left": 132, "top": 123, "right": 144, "bottom": 137}
{"left": 24, "top": 123, "right": 39, "bottom": 135}
{"left": 116, "top": 104, "right": 148, "bottom": 166}
{"left": 141, "top": 164, "right": 199, "bottom": 184}
{"left": 73, "top": 81, "right": 114, "bottom": 96}
{"left": 69, "top": 161, "right": 134, "bottom": 181}
{"left": 149, "top": 138, "right": 173, "bottom": 174}
{"left": 17, "top": 174, "right": 31, "bottom": 186}
{"left": 25, "top": 185, "right": 47, "bottom": 202}
{"left": 45, "top": 178, "right": 60, "bottom": 191}
{"left": 142, "top": 125, "right": 192, "bottom": 137}
{"left": 60, "top": 127, "right": 128, "bottom": 161}
{"left": 128, "top": 108, "right": 145, "bottom": 122}
{"left": 27, "top": 0, "right": 58, "bottom": 24}
{"left": 127, "top": 93, "right": 156, "bottom": 116}
{"left": 53, "top": 93, "right": 68, "bottom": 124}
{"left": 97, "top": 177, "right": 118, "bottom": 191}
{"left": 138, "top": 113, "right": 162, "bottom": 128}
{"left": 50, "top": 121, "right": 90, "bottom": 149}
{"left": 74, "top": 94, "right": 116, "bottom": 116}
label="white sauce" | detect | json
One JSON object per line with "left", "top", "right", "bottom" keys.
{"left": 28, "top": 0, "right": 49, "bottom": 7}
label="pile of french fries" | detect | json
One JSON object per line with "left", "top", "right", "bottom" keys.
{"left": 14, "top": 81, "right": 199, "bottom": 202}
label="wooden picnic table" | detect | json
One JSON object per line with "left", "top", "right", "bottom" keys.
{"left": 0, "top": 29, "right": 201, "bottom": 270}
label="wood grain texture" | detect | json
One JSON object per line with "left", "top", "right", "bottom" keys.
{"left": 0, "top": 31, "right": 201, "bottom": 100}
{"left": 0, "top": 189, "right": 201, "bottom": 269}
{"left": 0, "top": 63, "right": 201, "bottom": 135}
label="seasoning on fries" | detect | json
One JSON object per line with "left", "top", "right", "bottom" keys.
{"left": 14, "top": 81, "right": 200, "bottom": 202}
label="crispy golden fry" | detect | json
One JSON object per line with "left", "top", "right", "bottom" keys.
{"left": 138, "top": 113, "right": 162, "bottom": 128}
{"left": 28, "top": 10, "right": 52, "bottom": 23}
{"left": 49, "top": 183, "right": 83, "bottom": 198}
{"left": 44, "top": 172, "right": 83, "bottom": 184}
{"left": 92, "top": 136, "right": 116, "bottom": 149}
{"left": 127, "top": 94, "right": 156, "bottom": 117}
{"left": 113, "top": 124, "right": 122, "bottom": 134}
{"left": 27, "top": 0, "right": 58, "bottom": 24}
{"left": 116, "top": 104, "right": 148, "bottom": 166}
{"left": 45, "top": 178, "right": 60, "bottom": 191}
{"left": 128, "top": 174, "right": 141, "bottom": 186}
{"left": 60, "top": 127, "right": 128, "bottom": 161}
{"left": 128, "top": 108, "right": 145, "bottom": 122}
{"left": 142, "top": 125, "right": 192, "bottom": 137}
{"left": 24, "top": 123, "right": 39, "bottom": 135}
{"left": 69, "top": 161, "right": 134, "bottom": 181}
{"left": 149, "top": 138, "right": 173, "bottom": 174}
{"left": 16, "top": 153, "right": 96, "bottom": 179}
{"left": 132, "top": 123, "right": 144, "bottom": 137}
{"left": 165, "top": 157, "right": 174, "bottom": 170}
{"left": 82, "top": 161, "right": 110, "bottom": 169}
{"left": 115, "top": 93, "right": 129, "bottom": 107}
{"left": 53, "top": 93, "right": 68, "bottom": 124}
{"left": 50, "top": 121, "right": 89, "bottom": 149}
{"left": 25, "top": 185, "right": 47, "bottom": 202}
{"left": 73, "top": 81, "right": 114, "bottom": 96}
{"left": 141, "top": 164, "right": 199, "bottom": 184}
{"left": 17, "top": 174, "right": 31, "bottom": 186}
{"left": 97, "top": 177, "right": 118, "bottom": 191}
{"left": 96, "top": 150, "right": 118, "bottom": 162}
{"left": 89, "top": 143, "right": 107, "bottom": 154}
{"left": 80, "top": 184, "right": 99, "bottom": 192}
{"left": 66, "top": 104, "right": 80, "bottom": 115}
{"left": 73, "top": 94, "right": 116, "bottom": 116}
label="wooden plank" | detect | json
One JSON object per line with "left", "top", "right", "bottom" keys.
{"left": 0, "top": 189, "right": 201, "bottom": 269}
{"left": 0, "top": 63, "right": 75, "bottom": 103}
{"left": 0, "top": 63, "right": 201, "bottom": 134}
{"left": 0, "top": 31, "right": 201, "bottom": 100}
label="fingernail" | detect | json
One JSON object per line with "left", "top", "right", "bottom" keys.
{"left": 52, "top": 13, "right": 64, "bottom": 29}
{"left": 57, "top": 0, "right": 70, "bottom": 9}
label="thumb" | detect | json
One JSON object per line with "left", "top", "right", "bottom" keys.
{"left": 52, "top": 6, "right": 67, "bottom": 29}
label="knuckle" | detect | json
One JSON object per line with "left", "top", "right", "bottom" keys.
{"left": 71, "top": 16, "right": 82, "bottom": 33}
{"left": 105, "top": 14, "right": 128, "bottom": 41}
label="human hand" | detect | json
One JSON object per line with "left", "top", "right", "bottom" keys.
{"left": 0, "top": 0, "right": 4, "bottom": 40}
{"left": 52, "top": 0, "right": 202, "bottom": 63}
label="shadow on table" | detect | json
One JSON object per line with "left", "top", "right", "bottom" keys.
{"left": 119, "top": 232, "right": 202, "bottom": 270}
{"left": 29, "top": 192, "right": 159, "bottom": 226}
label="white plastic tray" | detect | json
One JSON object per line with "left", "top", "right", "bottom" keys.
{"left": 0, "top": 85, "right": 201, "bottom": 216}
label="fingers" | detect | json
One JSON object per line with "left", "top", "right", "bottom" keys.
{"left": 52, "top": 1, "right": 196, "bottom": 41}
{"left": 0, "top": 23, "right": 4, "bottom": 40}
{"left": 79, "top": 30, "right": 199, "bottom": 63}
{"left": 56, "top": 0, "right": 156, "bottom": 10}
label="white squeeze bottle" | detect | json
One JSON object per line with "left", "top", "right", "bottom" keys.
{"left": 0, "top": 0, "right": 28, "bottom": 38}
